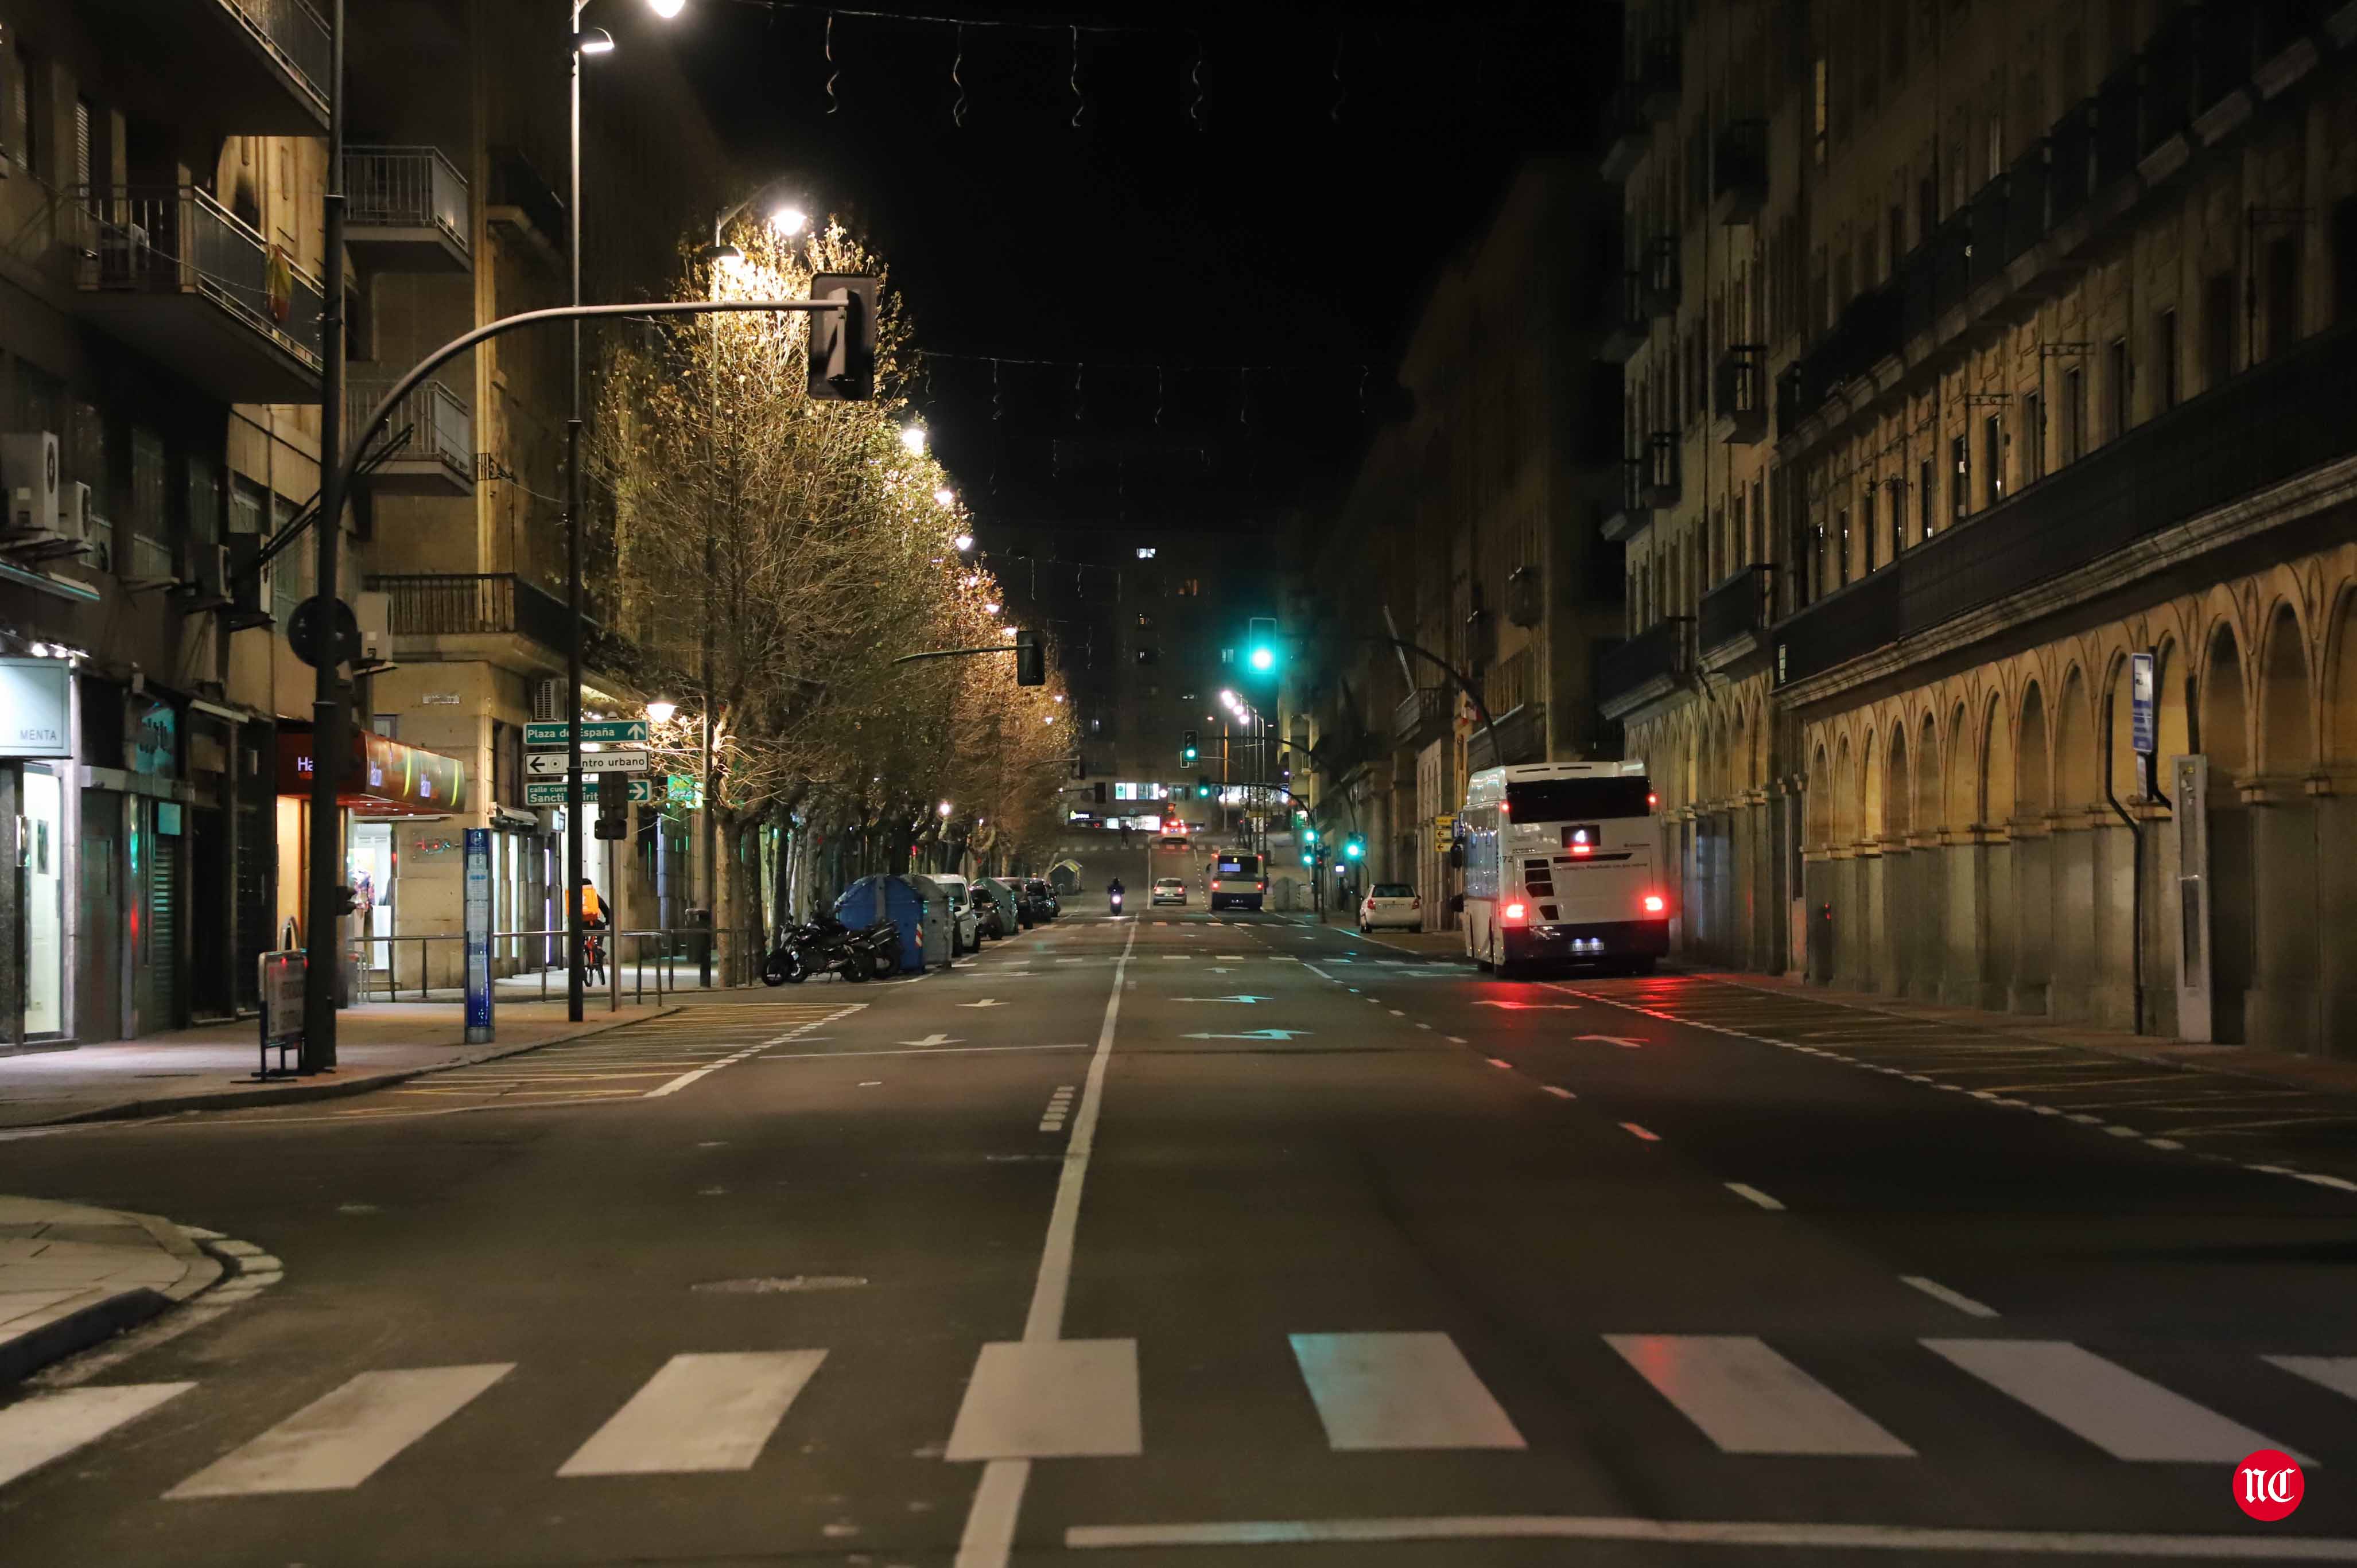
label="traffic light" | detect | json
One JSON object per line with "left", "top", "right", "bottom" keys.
{"left": 806, "top": 274, "right": 878, "bottom": 400}
{"left": 1014, "top": 628, "right": 1045, "bottom": 686}
{"left": 1343, "top": 833, "right": 1365, "bottom": 860}
{"left": 1195, "top": 775, "right": 1213, "bottom": 800}
{"left": 1301, "top": 824, "right": 1319, "bottom": 845}
{"left": 1245, "top": 616, "right": 1280, "bottom": 673}
{"left": 1181, "top": 727, "right": 1198, "bottom": 764}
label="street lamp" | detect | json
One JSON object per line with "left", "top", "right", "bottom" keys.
{"left": 646, "top": 699, "right": 677, "bottom": 723}
{"left": 900, "top": 423, "right": 928, "bottom": 456}
{"left": 770, "top": 204, "right": 809, "bottom": 236}
{"left": 953, "top": 533, "right": 974, "bottom": 553}
{"left": 934, "top": 486, "right": 956, "bottom": 507}
{"left": 646, "top": 0, "right": 684, "bottom": 15}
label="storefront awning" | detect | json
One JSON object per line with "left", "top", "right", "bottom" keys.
{"left": 277, "top": 729, "right": 468, "bottom": 818}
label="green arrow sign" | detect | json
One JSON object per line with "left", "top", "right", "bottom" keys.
{"left": 525, "top": 776, "right": 665, "bottom": 805}
{"left": 524, "top": 719, "right": 647, "bottom": 748}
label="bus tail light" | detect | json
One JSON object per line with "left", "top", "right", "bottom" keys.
{"left": 1210, "top": 880, "right": 1221, "bottom": 890}
{"left": 1502, "top": 901, "right": 1527, "bottom": 925}
{"left": 1642, "top": 893, "right": 1666, "bottom": 915}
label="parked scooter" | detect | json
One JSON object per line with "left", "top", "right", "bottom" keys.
{"left": 763, "top": 915, "right": 898, "bottom": 985}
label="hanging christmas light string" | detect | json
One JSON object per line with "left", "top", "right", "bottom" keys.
{"left": 1068, "top": 24, "right": 1085, "bottom": 129}
{"left": 1330, "top": 31, "right": 1346, "bottom": 123}
{"left": 824, "top": 12, "right": 840, "bottom": 112}
{"left": 949, "top": 22, "right": 967, "bottom": 126}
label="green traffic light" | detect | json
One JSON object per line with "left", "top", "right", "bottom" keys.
{"left": 1248, "top": 645, "right": 1276, "bottom": 672}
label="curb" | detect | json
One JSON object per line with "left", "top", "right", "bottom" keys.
{"left": 32, "top": 1006, "right": 682, "bottom": 1129}
{"left": 0, "top": 1207, "right": 222, "bottom": 1387}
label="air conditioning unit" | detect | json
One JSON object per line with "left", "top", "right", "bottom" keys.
{"left": 354, "top": 589, "right": 394, "bottom": 671}
{"left": 96, "top": 223, "right": 150, "bottom": 289}
{"left": 179, "top": 543, "right": 232, "bottom": 609}
{"left": 1, "top": 432, "right": 62, "bottom": 541}
{"left": 531, "top": 676, "right": 565, "bottom": 722}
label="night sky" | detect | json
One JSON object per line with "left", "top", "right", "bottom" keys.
{"left": 665, "top": 1, "right": 1618, "bottom": 542}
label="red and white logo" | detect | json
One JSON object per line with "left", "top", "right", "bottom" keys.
{"left": 2234, "top": 1450, "right": 2304, "bottom": 1522}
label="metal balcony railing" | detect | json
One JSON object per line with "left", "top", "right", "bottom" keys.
{"left": 348, "top": 379, "right": 473, "bottom": 486}
{"left": 218, "top": 0, "right": 332, "bottom": 106}
{"left": 1598, "top": 617, "right": 1691, "bottom": 713}
{"left": 1601, "top": 271, "right": 1651, "bottom": 363}
{"left": 1698, "top": 564, "right": 1773, "bottom": 660}
{"left": 1392, "top": 686, "right": 1450, "bottom": 747}
{"left": 1711, "top": 119, "right": 1768, "bottom": 220}
{"left": 344, "top": 146, "right": 470, "bottom": 257}
{"left": 1713, "top": 345, "right": 1767, "bottom": 443}
{"left": 76, "top": 184, "right": 324, "bottom": 371}
{"left": 1639, "top": 236, "right": 1679, "bottom": 316}
{"left": 367, "top": 573, "right": 577, "bottom": 654}
{"left": 1636, "top": 431, "right": 1680, "bottom": 507}
{"left": 1772, "top": 321, "right": 2357, "bottom": 690}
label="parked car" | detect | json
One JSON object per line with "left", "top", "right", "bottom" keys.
{"left": 929, "top": 873, "right": 982, "bottom": 954}
{"left": 1025, "top": 878, "right": 1061, "bottom": 920}
{"left": 1359, "top": 882, "right": 1424, "bottom": 933}
{"left": 1151, "top": 877, "right": 1187, "bottom": 906}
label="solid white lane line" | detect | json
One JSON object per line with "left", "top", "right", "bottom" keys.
{"left": 2266, "top": 1356, "right": 2357, "bottom": 1402}
{"left": 1922, "top": 1340, "right": 2293, "bottom": 1461}
{"left": 1063, "top": 1515, "right": 2357, "bottom": 1557}
{"left": 1898, "top": 1275, "right": 1999, "bottom": 1318}
{"left": 1541, "top": 1085, "right": 1575, "bottom": 1100}
{"left": 167, "top": 1364, "right": 512, "bottom": 1497}
{"left": 956, "top": 919, "right": 1138, "bottom": 1568}
{"left": 557, "top": 1351, "right": 825, "bottom": 1476}
{"left": 1485, "top": 1057, "right": 1513, "bottom": 1070}
{"left": 1606, "top": 1334, "right": 1912, "bottom": 1456}
{"left": 1725, "top": 1183, "right": 1785, "bottom": 1211}
{"left": 1289, "top": 1333, "right": 1525, "bottom": 1452}
{"left": 761, "top": 1042, "right": 1090, "bottom": 1060}
{"left": 0, "top": 1383, "right": 193, "bottom": 1488}
{"left": 1618, "top": 1122, "right": 1660, "bottom": 1142}
{"left": 945, "top": 1340, "right": 1143, "bottom": 1460}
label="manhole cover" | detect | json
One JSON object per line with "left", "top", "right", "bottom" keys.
{"left": 691, "top": 1276, "right": 868, "bottom": 1295}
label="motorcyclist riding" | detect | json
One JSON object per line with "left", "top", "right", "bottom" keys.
{"left": 1107, "top": 877, "right": 1125, "bottom": 913}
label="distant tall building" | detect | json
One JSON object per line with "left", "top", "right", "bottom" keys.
{"left": 1597, "top": 0, "right": 2357, "bottom": 1053}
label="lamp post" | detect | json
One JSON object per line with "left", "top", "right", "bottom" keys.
{"left": 695, "top": 181, "right": 810, "bottom": 987}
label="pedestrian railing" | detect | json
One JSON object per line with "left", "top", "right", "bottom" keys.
{"left": 360, "top": 927, "right": 767, "bottom": 1005}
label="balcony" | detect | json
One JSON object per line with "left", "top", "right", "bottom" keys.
{"left": 1711, "top": 345, "right": 1768, "bottom": 445}
{"left": 369, "top": 573, "right": 581, "bottom": 659}
{"left": 1393, "top": 686, "right": 1451, "bottom": 749}
{"left": 1466, "top": 702, "right": 1546, "bottom": 773}
{"left": 344, "top": 148, "right": 471, "bottom": 273}
{"left": 1710, "top": 119, "right": 1768, "bottom": 225}
{"left": 1639, "top": 236, "right": 1680, "bottom": 316}
{"left": 1698, "top": 564, "right": 1774, "bottom": 672}
{"left": 1601, "top": 435, "right": 1679, "bottom": 541}
{"left": 1633, "top": 34, "right": 1682, "bottom": 122}
{"left": 76, "top": 0, "right": 329, "bottom": 132}
{"left": 486, "top": 148, "right": 567, "bottom": 268}
{"left": 1600, "top": 271, "right": 1651, "bottom": 363}
{"left": 348, "top": 379, "right": 473, "bottom": 496}
{"left": 72, "top": 186, "right": 323, "bottom": 403}
{"left": 1779, "top": 285, "right": 1902, "bottom": 434}
{"left": 1598, "top": 617, "right": 1692, "bottom": 722}
{"left": 1771, "top": 320, "right": 2357, "bottom": 692}
{"left": 1600, "top": 87, "right": 1651, "bottom": 182}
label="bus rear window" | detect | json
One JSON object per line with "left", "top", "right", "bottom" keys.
{"left": 1214, "top": 855, "right": 1260, "bottom": 876}
{"left": 1504, "top": 777, "right": 1655, "bottom": 820}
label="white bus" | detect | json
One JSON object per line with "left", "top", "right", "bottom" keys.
{"left": 1456, "top": 760, "right": 1668, "bottom": 978}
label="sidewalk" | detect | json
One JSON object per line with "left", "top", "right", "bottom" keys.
{"left": 1715, "top": 970, "right": 2357, "bottom": 1099}
{"left": 0, "top": 1196, "right": 222, "bottom": 1383}
{"left": 0, "top": 999, "right": 675, "bottom": 1130}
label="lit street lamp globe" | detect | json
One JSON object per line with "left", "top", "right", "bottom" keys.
{"left": 646, "top": 700, "right": 678, "bottom": 723}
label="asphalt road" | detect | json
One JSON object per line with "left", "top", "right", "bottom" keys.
{"left": 2, "top": 898, "right": 2354, "bottom": 1566}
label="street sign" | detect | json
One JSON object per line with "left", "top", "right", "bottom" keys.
{"left": 525, "top": 777, "right": 663, "bottom": 805}
{"left": 525, "top": 747, "right": 650, "bottom": 777}
{"left": 2130, "top": 651, "right": 2157, "bottom": 760}
{"left": 1432, "top": 813, "right": 1458, "bottom": 851}
{"left": 524, "top": 719, "right": 646, "bottom": 749}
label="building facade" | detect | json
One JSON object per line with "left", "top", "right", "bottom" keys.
{"left": 1290, "top": 158, "right": 1625, "bottom": 920}
{"left": 1598, "top": 0, "right": 2357, "bottom": 1056}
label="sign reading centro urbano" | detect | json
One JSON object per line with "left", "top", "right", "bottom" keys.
{"left": 524, "top": 719, "right": 646, "bottom": 749}
{"left": 525, "top": 748, "right": 651, "bottom": 777}
{"left": 525, "top": 777, "right": 665, "bottom": 805}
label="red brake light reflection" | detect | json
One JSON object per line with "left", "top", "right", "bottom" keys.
{"left": 1572, "top": 843, "right": 1592, "bottom": 856}
{"left": 1503, "top": 901, "right": 1527, "bottom": 923}
{"left": 1647, "top": 792, "right": 1659, "bottom": 808}
{"left": 1642, "top": 894, "right": 1666, "bottom": 914}
{"left": 1210, "top": 880, "right": 1221, "bottom": 889}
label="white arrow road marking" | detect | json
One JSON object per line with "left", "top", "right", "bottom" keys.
{"left": 899, "top": 1033, "right": 962, "bottom": 1048}
{"left": 1576, "top": 1034, "right": 1647, "bottom": 1048}
{"left": 1180, "top": 1029, "right": 1310, "bottom": 1041}
{"left": 959, "top": 999, "right": 1008, "bottom": 1008}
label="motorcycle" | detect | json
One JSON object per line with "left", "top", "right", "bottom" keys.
{"left": 763, "top": 916, "right": 898, "bottom": 985}
{"left": 1109, "top": 889, "right": 1124, "bottom": 915}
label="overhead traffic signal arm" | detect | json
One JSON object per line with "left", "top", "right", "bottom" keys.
{"left": 890, "top": 628, "right": 1047, "bottom": 686}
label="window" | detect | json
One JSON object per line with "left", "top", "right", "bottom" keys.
{"left": 1176, "top": 578, "right": 1200, "bottom": 596}
{"left": 1133, "top": 648, "right": 1158, "bottom": 666}
{"left": 1890, "top": 477, "right": 1906, "bottom": 557}
{"left": 2156, "top": 308, "right": 2180, "bottom": 409}
{"left": 2060, "top": 366, "right": 2084, "bottom": 462}
{"left": 1812, "top": 57, "right": 1828, "bottom": 165}
{"left": 2335, "top": 197, "right": 2357, "bottom": 325}
{"left": 1919, "top": 459, "right": 1935, "bottom": 538}
{"left": 1135, "top": 613, "right": 1155, "bottom": 629}
{"left": 2201, "top": 271, "right": 2235, "bottom": 390}
{"left": 2023, "top": 390, "right": 2045, "bottom": 482}
{"left": 2105, "top": 337, "right": 2130, "bottom": 438}
{"left": 1750, "top": 477, "right": 1766, "bottom": 562}
{"left": 2265, "top": 235, "right": 2299, "bottom": 358}
{"left": 1950, "top": 433, "right": 1968, "bottom": 522}
{"left": 73, "top": 97, "right": 91, "bottom": 206}
{"left": 1982, "top": 414, "right": 2005, "bottom": 507}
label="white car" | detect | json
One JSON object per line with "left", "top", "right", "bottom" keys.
{"left": 926, "top": 874, "right": 983, "bottom": 954}
{"left": 1150, "top": 877, "right": 1187, "bottom": 906}
{"left": 1359, "top": 882, "right": 1423, "bottom": 933}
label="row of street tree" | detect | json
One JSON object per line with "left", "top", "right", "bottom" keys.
{"left": 591, "top": 219, "right": 1071, "bottom": 936}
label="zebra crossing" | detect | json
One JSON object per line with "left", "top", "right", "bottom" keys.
{"left": 4, "top": 1333, "right": 2350, "bottom": 1498}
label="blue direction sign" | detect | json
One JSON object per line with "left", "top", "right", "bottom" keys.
{"left": 2129, "top": 651, "right": 2157, "bottom": 758}
{"left": 524, "top": 719, "right": 647, "bottom": 748}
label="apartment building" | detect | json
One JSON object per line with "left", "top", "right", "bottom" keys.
{"left": 1290, "top": 159, "right": 1625, "bottom": 919}
{"left": 1598, "top": 0, "right": 2357, "bottom": 1056}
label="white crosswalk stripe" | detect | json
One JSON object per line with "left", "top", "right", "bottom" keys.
{"left": 1606, "top": 1334, "right": 1913, "bottom": 1456}
{"left": 166, "top": 1364, "right": 512, "bottom": 1497}
{"left": 2266, "top": 1354, "right": 2357, "bottom": 1403}
{"left": 1290, "top": 1333, "right": 1524, "bottom": 1451}
{"left": 0, "top": 1383, "right": 193, "bottom": 1488}
{"left": 558, "top": 1351, "right": 826, "bottom": 1475}
{"left": 1924, "top": 1340, "right": 2292, "bottom": 1462}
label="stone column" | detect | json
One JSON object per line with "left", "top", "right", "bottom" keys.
{"left": 2047, "top": 809, "right": 2099, "bottom": 1020}
{"left": 1905, "top": 830, "right": 1944, "bottom": 998}
{"left": 2005, "top": 816, "right": 2050, "bottom": 1015}
{"left": 1941, "top": 825, "right": 1999, "bottom": 1009}
{"left": 2240, "top": 775, "right": 2322, "bottom": 1055}
{"left": 2316, "top": 774, "right": 2357, "bottom": 1060}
